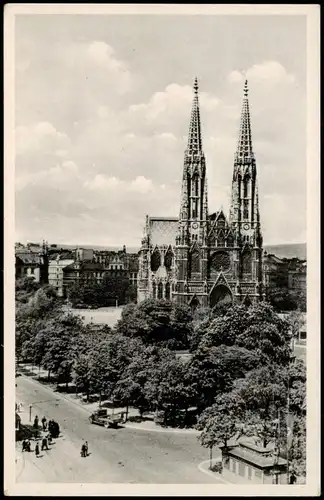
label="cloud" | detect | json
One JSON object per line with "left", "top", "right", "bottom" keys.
{"left": 14, "top": 26, "right": 305, "bottom": 247}
{"left": 85, "top": 174, "right": 153, "bottom": 194}
{"left": 227, "top": 61, "right": 296, "bottom": 87}
{"left": 16, "top": 122, "right": 70, "bottom": 155}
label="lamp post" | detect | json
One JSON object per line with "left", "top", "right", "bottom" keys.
{"left": 29, "top": 404, "right": 32, "bottom": 422}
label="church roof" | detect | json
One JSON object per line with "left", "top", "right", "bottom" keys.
{"left": 149, "top": 217, "right": 178, "bottom": 246}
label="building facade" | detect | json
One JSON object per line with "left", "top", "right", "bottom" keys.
{"left": 15, "top": 241, "right": 49, "bottom": 284}
{"left": 137, "top": 78, "right": 264, "bottom": 308}
{"left": 48, "top": 252, "right": 75, "bottom": 297}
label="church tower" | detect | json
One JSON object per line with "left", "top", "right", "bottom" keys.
{"left": 229, "top": 80, "right": 264, "bottom": 303}
{"left": 175, "top": 77, "right": 209, "bottom": 307}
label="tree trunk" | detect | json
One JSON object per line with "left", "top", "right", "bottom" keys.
{"left": 125, "top": 403, "right": 129, "bottom": 422}
{"left": 48, "top": 369, "right": 51, "bottom": 382}
{"left": 209, "top": 446, "right": 213, "bottom": 469}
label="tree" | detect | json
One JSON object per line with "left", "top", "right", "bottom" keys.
{"left": 187, "top": 344, "right": 260, "bottom": 411}
{"left": 192, "top": 302, "right": 292, "bottom": 366}
{"left": 116, "top": 299, "right": 192, "bottom": 349}
{"left": 154, "top": 357, "right": 198, "bottom": 426}
{"left": 289, "top": 415, "right": 306, "bottom": 482}
{"left": 115, "top": 345, "right": 176, "bottom": 418}
{"left": 39, "top": 313, "right": 84, "bottom": 387}
{"left": 197, "top": 393, "right": 245, "bottom": 468}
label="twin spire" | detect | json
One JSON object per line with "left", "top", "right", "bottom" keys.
{"left": 186, "top": 76, "right": 203, "bottom": 156}
{"left": 187, "top": 77, "right": 254, "bottom": 162}
{"left": 235, "top": 79, "right": 254, "bottom": 162}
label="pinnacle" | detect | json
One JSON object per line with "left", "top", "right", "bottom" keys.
{"left": 186, "top": 77, "right": 203, "bottom": 155}
{"left": 235, "top": 79, "right": 254, "bottom": 162}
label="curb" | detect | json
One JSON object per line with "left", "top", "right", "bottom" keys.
{"left": 197, "top": 458, "right": 231, "bottom": 484}
{"left": 123, "top": 422, "right": 200, "bottom": 435}
{"left": 20, "top": 375, "right": 201, "bottom": 435}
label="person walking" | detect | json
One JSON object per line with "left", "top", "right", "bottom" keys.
{"left": 84, "top": 441, "right": 89, "bottom": 456}
{"left": 35, "top": 442, "right": 40, "bottom": 458}
{"left": 81, "top": 443, "right": 86, "bottom": 457}
{"left": 41, "top": 416, "right": 47, "bottom": 431}
{"left": 41, "top": 436, "right": 49, "bottom": 451}
{"left": 33, "top": 415, "right": 39, "bottom": 429}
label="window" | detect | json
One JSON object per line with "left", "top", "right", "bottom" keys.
{"left": 152, "top": 282, "right": 156, "bottom": 299}
{"left": 164, "top": 249, "right": 173, "bottom": 271}
{"left": 238, "top": 462, "right": 245, "bottom": 477}
{"left": 158, "top": 282, "right": 163, "bottom": 299}
{"left": 243, "top": 178, "right": 249, "bottom": 198}
{"left": 165, "top": 282, "right": 170, "bottom": 300}
{"left": 243, "top": 200, "right": 249, "bottom": 219}
{"left": 247, "top": 466, "right": 252, "bottom": 480}
{"left": 255, "top": 469, "right": 262, "bottom": 479}
{"left": 242, "top": 251, "right": 252, "bottom": 274}
{"left": 195, "top": 176, "right": 199, "bottom": 197}
{"left": 232, "top": 459, "right": 237, "bottom": 474}
{"left": 151, "top": 249, "right": 161, "bottom": 272}
{"left": 190, "top": 250, "right": 200, "bottom": 274}
{"left": 192, "top": 199, "right": 198, "bottom": 219}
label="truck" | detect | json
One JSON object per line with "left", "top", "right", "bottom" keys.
{"left": 88, "top": 408, "right": 125, "bottom": 429}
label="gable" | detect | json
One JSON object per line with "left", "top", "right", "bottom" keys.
{"left": 149, "top": 217, "right": 178, "bottom": 246}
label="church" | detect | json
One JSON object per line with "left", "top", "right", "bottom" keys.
{"left": 137, "top": 78, "right": 264, "bottom": 308}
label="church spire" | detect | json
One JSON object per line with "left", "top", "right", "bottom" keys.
{"left": 235, "top": 80, "right": 254, "bottom": 163}
{"left": 186, "top": 77, "right": 203, "bottom": 156}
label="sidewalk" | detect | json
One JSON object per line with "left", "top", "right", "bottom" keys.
{"left": 15, "top": 407, "right": 121, "bottom": 483}
{"left": 17, "top": 364, "right": 201, "bottom": 435}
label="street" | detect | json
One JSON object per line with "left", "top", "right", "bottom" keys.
{"left": 16, "top": 376, "right": 220, "bottom": 484}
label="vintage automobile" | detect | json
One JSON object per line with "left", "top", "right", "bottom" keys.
{"left": 88, "top": 408, "right": 124, "bottom": 429}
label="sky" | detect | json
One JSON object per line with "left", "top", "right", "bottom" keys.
{"left": 15, "top": 13, "right": 307, "bottom": 248}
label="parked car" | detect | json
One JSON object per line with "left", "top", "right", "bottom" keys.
{"left": 89, "top": 408, "right": 124, "bottom": 429}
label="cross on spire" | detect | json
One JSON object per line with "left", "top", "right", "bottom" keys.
{"left": 186, "top": 77, "right": 203, "bottom": 156}
{"left": 235, "top": 79, "right": 254, "bottom": 163}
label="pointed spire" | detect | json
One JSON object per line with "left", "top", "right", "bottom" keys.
{"left": 186, "top": 77, "right": 203, "bottom": 156}
{"left": 235, "top": 79, "right": 254, "bottom": 163}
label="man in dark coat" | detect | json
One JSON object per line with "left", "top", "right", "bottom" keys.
{"left": 33, "top": 415, "right": 39, "bottom": 429}
{"left": 41, "top": 416, "right": 47, "bottom": 431}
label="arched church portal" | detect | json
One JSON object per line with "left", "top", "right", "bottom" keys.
{"left": 189, "top": 296, "right": 200, "bottom": 311}
{"left": 210, "top": 284, "right": 233, "bottom": 308}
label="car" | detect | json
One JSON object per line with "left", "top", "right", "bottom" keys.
{"left": 88, "top": 408, "right": 125, "bottom": 429}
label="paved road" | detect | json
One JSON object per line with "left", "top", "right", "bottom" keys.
{"left": 16, "top": 376, "right": 220, "bottom": 484}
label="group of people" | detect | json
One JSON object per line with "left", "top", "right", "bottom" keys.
{"left": 25, "top": 413, "right": 89, "bottom": 459}
{"left": 33, "top": 416, "right": 60, "bottom": 438}
{"left": 23, "top": 415, "right": 60, "bottom": 457}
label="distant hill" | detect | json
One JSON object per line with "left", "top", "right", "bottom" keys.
{"left": 45, "top": 242, "right": 306, "bottom": 260}
{"left": 264, "top": 243, "right": 306, "bottom": 260}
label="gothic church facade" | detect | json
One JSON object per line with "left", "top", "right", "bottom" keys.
{"left": 137, "top": 78, "right": 264, "bottom": 308}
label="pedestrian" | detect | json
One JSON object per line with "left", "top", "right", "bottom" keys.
{"left": 35, "top": 442, "right": 40, "bottom": 458}
{"left": 41, "top": 416, "right": 47, "bottom": 431}
{"left": 41, "top": 436, "right": 49, "bottom": 451}
{"left": 46, "top": 433, "right": 52, "bottom": 444}
{"left": 33, "top": 415, "right": 39, "bottom": 429}
{"left": 52, "top": 420, "right": 60, "bottom": 438}
{"left": 84, "top": 441, "right": 89, "bottom": 456}
{"left": 289, "top": 472, "right": 297, "bottom": 484}
{"left": 22, "top": 439, "right": 26, "bottom": 452}
{"left": 81, "top": 443, "right": 86, "bottom": 457}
